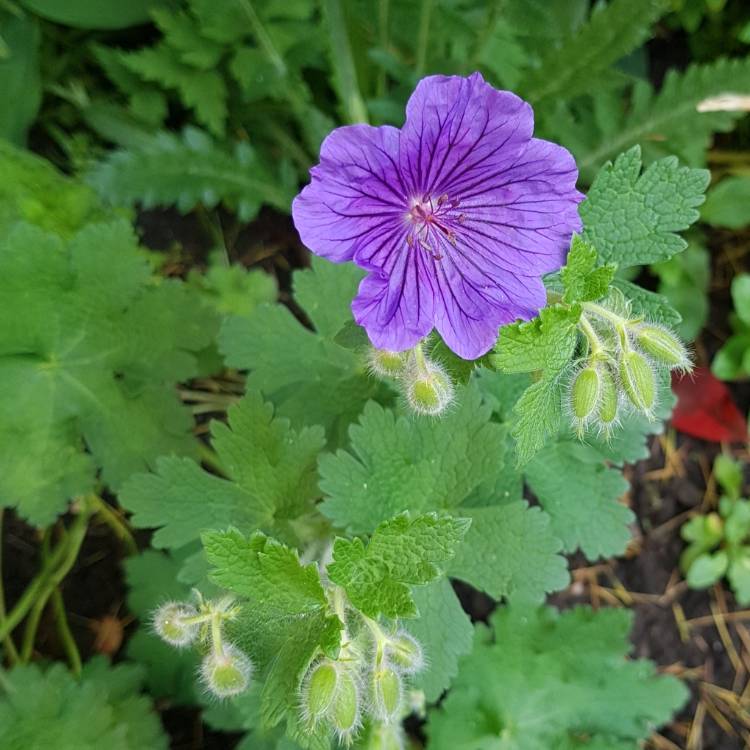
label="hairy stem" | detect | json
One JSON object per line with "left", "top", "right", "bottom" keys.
{"left": 89, "top": 494, "right": 137, "bottom": 557}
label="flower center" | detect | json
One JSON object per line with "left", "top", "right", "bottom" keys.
{"left": 405, "top": 194, "right": 464, "bottom": 261}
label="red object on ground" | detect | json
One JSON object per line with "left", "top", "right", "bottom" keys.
{"left": 671, "top": 367, "right": 748, "bottom": 443}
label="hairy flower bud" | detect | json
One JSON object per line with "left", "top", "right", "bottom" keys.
{"left": 597, "top": 366, "right": 619, "bottom": 428}
{"left": 153, "top": 602, "right": 199, "bottom": 647}
{"left": 570, "top": 366, "right": 600, "bottom": 423}
{"left": 619, "top": 350, "right": 655, "bottom": 413}
{"left": 301, "top": 659, "right": 339, "bottom": 724}
{"left": 635, "top": 325, "right": 691, "bottom": 371}
{"left": 370, "top": 667, "right": 402, "bottom": 721}
{"left": 368, "top": 348, "right": 408, "bottom": 378}
{"left": 385, "top": 631, "right": 424, "bottom": 675}
{"left": 404, "top": 360, "right": 454, "bottom": 416}
{"left": 200, "top": 644, "right": 253, "bottom": 698}
{"left": 331, "top": 670, "right": 361, "bottom": 740}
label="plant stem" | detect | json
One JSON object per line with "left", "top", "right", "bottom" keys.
{"left": 89, "top": 494, "right": 137, "bottom": 556}
{"left": 578, "top": 314, "right": 604, "bottom": 356}
{"left": 0, "top": 502, "right": 92, "bottom": 645}
{"left": 377, "top": 0, "right": 390, "bottom": 98}
{"left": 237, "top": 0, "right": 287, "bottom": 77}
{"left": 323, "top": 0, "right": 369, "bottom": 124}
{"left": 51, "top": 587, "right": 81, "bottom": 677}
{"left": 21, "top": 529, "right": 52, "bottom": 662}
{"left": 198, "top": 443, "right": 226, "bottom": 476}
{"left": 415, "top": 0, "right": 434, "bottom": 78}
{"left": 0, "top": 511, "right": 19, "bottom": 664}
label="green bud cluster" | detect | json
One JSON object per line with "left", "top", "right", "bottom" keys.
{"left": 570, "top": 298, "right": 692, "bottom": 436}
{"left": 154, "top": 592, "right": 253, "bottom": 699}
{"left": 367, "top": 343, "right": 454, "bottom": 417}
{"left": 299, "top": 595, "right": 424, "bottom": 746}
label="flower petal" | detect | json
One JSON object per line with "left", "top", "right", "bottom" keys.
{"left": 292, "top": 124, "right": 406, "bottom": 263}
{"left": 399, "top": 72, "right": 533, "bottom": 199}
{"left": 458, "top": 137, "right": 584, "bottom": 275}
{"left": 352, "top": 240, "right": 435, "bottom": 352}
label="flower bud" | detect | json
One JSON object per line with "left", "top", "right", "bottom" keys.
{"left": 331, "top": 670, "right": 361, "bottom": 741}
{"left": 366, "top": 722, "right": 405, "bottom": 750}
{"left": 619, "top": 350, "right": 656, "bottom": 413}
{"left": 385, "top": 631, "right": 424, "bottom": 675}
{"left": 368, "top": 348, "right": 407, "bottom": 378}
{"left": 200, "top": 644, "right": 253, "bottom": 698}
{"left": 301, "top": 659, "right": 339, "bottom": 723}
{"left": 370, "top": 667, "right": 402, "bottom": 721}
{"left": 404, "top": 360, "right": 454, "bottom": 416}
{"left": 153, "top": 602, "right": 199, "bottom": 647}
{"left": 635, "top": 325, "right": 691, "bottom": 371}
{"left": 597, "top": 367, "right": 619, "bottom": 427}
{"left": 570, "top": 366, "right": 600, "bottom": 422}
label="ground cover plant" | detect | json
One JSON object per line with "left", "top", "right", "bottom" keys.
{"left": 2, "top": 1, "right": 750, "bottom": 749}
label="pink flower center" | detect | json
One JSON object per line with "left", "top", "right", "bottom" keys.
{"left": 406, "top": 194, "right": 464, "bottom": 261}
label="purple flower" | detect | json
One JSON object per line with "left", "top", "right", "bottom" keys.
{"left": 292, "top": 73, "right": 583, "bottom": 360}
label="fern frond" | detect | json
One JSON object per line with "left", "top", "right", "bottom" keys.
{"left": 119, "top": 44, "right": 227, "bottom": 136}
{"left": 567, "top": 56, "right": 750, "bottom": 177}
{"left": 87, "top": 127, "right": 295, "bottom": 220}
{"left": 519, "top": 0, "right": 669, "bottom": 104}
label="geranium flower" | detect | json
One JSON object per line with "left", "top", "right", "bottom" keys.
{"left": 292, "top": 73, "right": 583, "bottom": 360}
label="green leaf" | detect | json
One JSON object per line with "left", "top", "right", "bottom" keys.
{"left": 715, "top": 454, "right": 744, "bottom": 500}
{"left": 119, "top": 44, "right": 227, "bottom": 135}
{"left": 526, "top": 441, "right": 633, "bottom": 559}
{"left": 492, "top": 304, "right": 581, "bottom": 374}
{"left": 0, "top": 12, "right": 41, "bottom": 145}
{"left": 120, "top": 391, "right": 325, "bottom": 549}
{"left": 728, "top": 551, "right": 750, "bottom": 606}
{"left": 0, "top": 658, "right": 168, "bottom": 749}
{"left": 188, "top": 261, "right": 277, "bottom": 318}
{"left": 561, "top": 235, "right": 617, "bottom": 303}
{"left": 219, "top": 257, "right": 390, "bottom": 448}
{"left": 88, "top": 127, "right": 293, "bottom": 221}
{"left": 203, "top": 529, "right": 340, "bottom": 737}
{"left": 581, "top": 146, "right": 709, "bottom": 267}
{"left": 449, "top": 504, "right": 569, "bottom": 605}
{"left": 426, "top": 606, "right": 687, "bottom": 750}
{"left": 520, "top": 0, "right": 668, "bottom": 104}
{"left": 572, "top": 57, "right": 750, "bottom": 177}
{"left": 687, "top": 551, "right": 729, "bottom": 588}
{"left": 0, "top": 139, "right": 111, "bottom": 238}
{"left": 404, "top": 580, "right": 473, "bottom": 702}
{"left": 0, "top": 221, "right": 217, "bottom": 525}
{"left": 18, "top": 0, "right": 167, "bottom": 29}
{"left": 327, "top": 513, "right": 470, "bottom": 619}
{"left": 319, "top": 384, "right": 509, "bottom": 533}
{"left": 702, "top": 176, "right": 750, "bottom": 229}
{"left": 732, "top": 274, "right": 750, "bottom": 326}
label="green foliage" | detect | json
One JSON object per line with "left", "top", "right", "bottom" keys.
{"left": 219, "top": 257, "right": 390, "bottom": 447}
{"left": 0, "top": 220, "right": 218, "bottom": 525}
{"left": 561, "top": 236, "right": 618, "bottom": 304}
{"left": 712, "top": 273, "right": 750, "bottom": 380}
{"left": 581, "top": 146, "right": 709, "bottom": 267}
{"left": 327, "top": 513, "right": 470, "bottom": 618}
{"left": 320, "top": 384, "right": 569, "bottom": 602}
{"left": 0, "top": 658, "right": 169, "bottom": 749}
{"left": 0, "top": 11, "right": 41, "bottom": 145}
{"left": 519, "top": 0, "right": 669, "bottom": 105}
{"left": 19, "top": 0, "right": 166, "bottom": 29}
{"left": 0, "top": 138, "right": 111, "bottom": 238}
{"left": 426, "top": 606, "right": 688, "bottom": 750}
{"left": 702, "top": 175, "right": 750, "bottom": 229}
{"left": 88, "top": 127, "right": 294, "bottom": 221}
{"left": 121, "top": 391, "right": 325, "bottom": 549}
{"left": 681, "top": 456, "right": 750, "bottom": 603}
{"left": 556, "top": 56, "right": 750, "bottom": 179}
